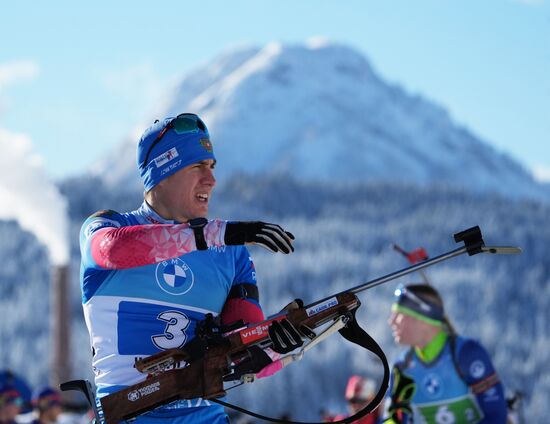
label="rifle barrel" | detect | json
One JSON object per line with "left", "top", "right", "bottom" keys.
{"left": 311, "top": 246, "right": 468, "bottom": 307}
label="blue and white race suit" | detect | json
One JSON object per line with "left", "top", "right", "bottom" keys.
{"left": 80, "top": 202, "right": 259, "bottom": 423}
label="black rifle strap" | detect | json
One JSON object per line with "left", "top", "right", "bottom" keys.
{"left": 228, "top": 283, "right": 260, "bottom": 302}
{"left": 211, "top": 309, "right": 390, "bottom": 424}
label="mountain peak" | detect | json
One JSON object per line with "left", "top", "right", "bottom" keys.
{"left": 92, "top": 40, "right": 549, "bottom": 203}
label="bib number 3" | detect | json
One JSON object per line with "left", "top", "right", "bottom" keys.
{"left": 151, "top": 310, "right": 190, "bottom": 350}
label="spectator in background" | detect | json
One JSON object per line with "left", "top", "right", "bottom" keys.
{"left": 30, "top": 387, "right": 62, "bottom": 424}
{"left": 0, "top": 386, "right": 23, "bottom": 424}
{"left": 324, "top": 375, "right": 381, "bottom": 423}
{"left": 0, "top": 371, "right": 32, "bottom": 415}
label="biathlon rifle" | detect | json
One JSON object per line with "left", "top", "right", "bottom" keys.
{"left": 61, "top": 226, "right": 521, "bottom": 424}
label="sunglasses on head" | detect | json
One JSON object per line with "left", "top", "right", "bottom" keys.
{"left": 141, "top": 113, "right": 208, "bottom": 168}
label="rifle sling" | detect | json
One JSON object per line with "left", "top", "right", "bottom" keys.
{"left": 211, "top": 309, "right": 390, "bottom": 424}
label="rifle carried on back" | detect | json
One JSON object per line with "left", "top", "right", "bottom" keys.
{"left": 62, "top": 226, "right": 521, "bottom": 424}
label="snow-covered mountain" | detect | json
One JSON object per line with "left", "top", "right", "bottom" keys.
{"left": 92, "top": 39, "right": 549, "bottom": 203}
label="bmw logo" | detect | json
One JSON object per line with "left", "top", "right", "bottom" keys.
{"left": 155, "top": 258, "right": 194, "bottom": 295}
{"left": 422, "top": 373, "right": 443, "bottom": 398}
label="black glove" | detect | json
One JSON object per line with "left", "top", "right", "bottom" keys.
{"left": 268, "top": 318, "right": 304, "bottom": 354}
{"left": 225, "top": 221, "right": 295, "bottom": 254}
{"left": 386, "top": 366, "right": 416, "bottom": 423}
{"left": 224, "top": 345, "right": 273, "bottom": 382}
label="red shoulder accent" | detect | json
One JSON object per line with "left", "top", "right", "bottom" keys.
{"left": 220, "top": 298, "right": 264, "bottom": 326}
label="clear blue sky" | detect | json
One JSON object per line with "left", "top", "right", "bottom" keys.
{"left": 1, "top": 0, "right": 549, "bottom": 181}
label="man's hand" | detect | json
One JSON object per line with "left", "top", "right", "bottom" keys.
{"left": 267, "top": 299, "right": 311, "bottom": 354}
{"left": 224, "top": 222, "right": 295, "bottom": 254}
{"left": 268, "top": 319, "right": 304, "bottom": 353}
{"left": 227, "top": 299, "right": 309, "bottom": 383}
{"left": 225, "top": 345, "right": 274, "bottom": 381}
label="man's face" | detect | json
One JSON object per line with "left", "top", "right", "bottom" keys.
{"left": 154, "top": 159, "right": 216, "bottom": 221}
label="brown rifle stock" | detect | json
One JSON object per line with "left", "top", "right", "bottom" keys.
{"left": 99, "top": 292, "right": 360, "bottom": 423}
{"left": 100, "top": 347, "right": 227, "bottom": 424}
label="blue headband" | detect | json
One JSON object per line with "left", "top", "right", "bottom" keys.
{"left": 137, "top": 115, "right": 216, "bottom": 191}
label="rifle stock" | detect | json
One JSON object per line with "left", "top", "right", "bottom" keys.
{"left": 100, "top": 346, "right": 227, "bottom": 424}
{"left": 100, "top": 292, "right": 360, "bottom": 423}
